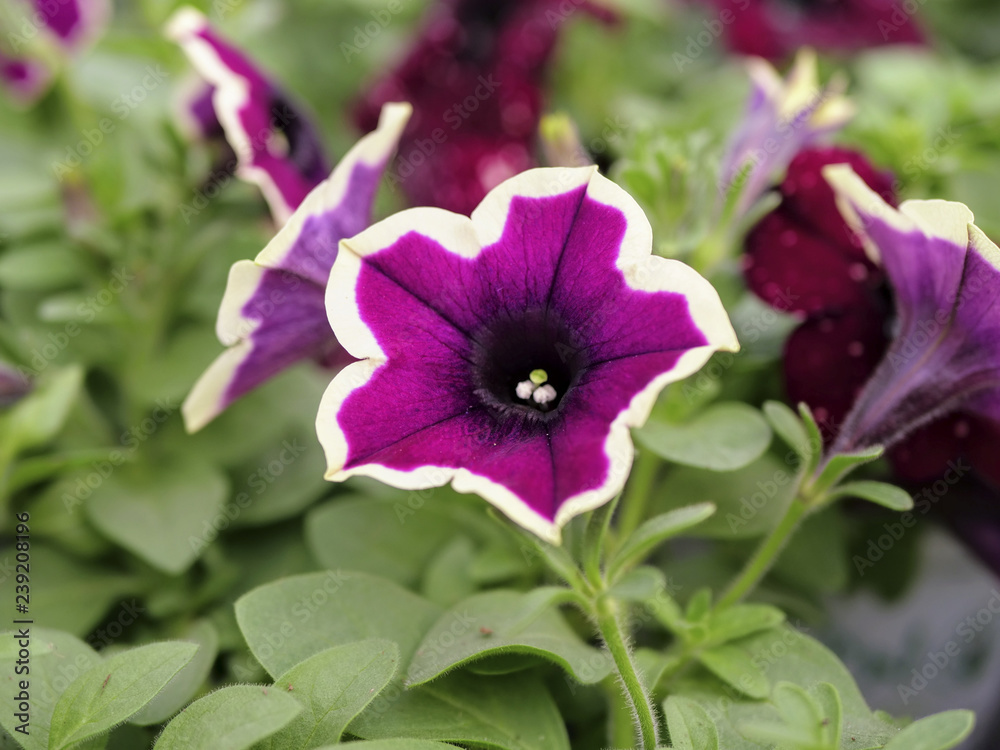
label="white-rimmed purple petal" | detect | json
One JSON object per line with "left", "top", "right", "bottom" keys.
{"left": 318, "top": 167, "right": 739, "bottom": 543}
{"left": 826, "top": 165, "right": 1000, "bottom": 454}
{"left": 721, "top": 49, "right": 854, "bottom": 219}
{"left": 0, "top": 51, "right": 51, "bottom": 104}
{"left": 31, "top": 0, "right": 110, "bottom": 52}
{"left": 182, "top": 102, "right": 411, "bottom": 433}
{"left": 166, "top": 7, "right": 330, "bottom": 224}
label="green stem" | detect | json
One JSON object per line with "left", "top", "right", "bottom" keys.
{"left": 716, "top": 494, "right": 809, "bottom": 609}
{"left": 617, "top": 449, "right": 660, "bottom": 544}
{"left": 583, "top": 493, "right": 619, "bottom": 588}
{"left": 595, "top": 595, "right": 659, "bottom": 749}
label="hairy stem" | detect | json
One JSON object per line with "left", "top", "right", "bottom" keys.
{"left": 595, "top": 595, "right": 659, "bottom": 749}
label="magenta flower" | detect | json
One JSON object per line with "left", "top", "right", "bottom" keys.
{"left": 825, "top": 165, "right": 1000, "bottom": 456}
{"left": 27, "top": 0, "right": 110, "bottom": 52}
{"left": 167, "top": 8, "right": 331, "bottom": 224}
{"left": 697, "top": 0, "right": 925, "bottom": 61}
{"left": 353, "top": 0, "right": 618, "bottom": 215}
{"left": 181, "top": 103, "right": 411, "bottom": 433}
{"left": 317, "top": 167, "right": 738, "bottom": 542}
{"left": 720, "top": 50, "right": 854, "bottom": 219}
{"left": 743, "top": 146, "right": 895, "bottom": 431}
{"left": 0, "top": 52, "right": 51, "bottom": 104}
{"left": 1, "top": 0, "right": 109, "bottom": 104}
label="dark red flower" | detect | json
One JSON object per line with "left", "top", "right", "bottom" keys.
{"left": 353, "top": 0, "right": 617, "bottom": 214}
{"left": 697, "top": 0, "right": 925, "bottom": 61}
{"left": 744, "top": 146, "right": 1000, "bottom": 573}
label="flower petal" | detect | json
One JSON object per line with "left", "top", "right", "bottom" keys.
{"left": 320, "top": 167, "right": 737, "bottom": 541}
{"left": 182, "top": 103, "right": 410, "bottom": 432}
{"left": 0, "top": 52, "right": 52, "bottom": 105}
{"left": 826, "top": 165, "right": 1000, "bottom": 451}
{"left": 32, "top": 0, "right": 110, "bottom": 52}
{"left": 166, "top": 7, "right": 330, "bottom": 223}
{"left": 722, "top": 50, "right": 854, "bottom": 218}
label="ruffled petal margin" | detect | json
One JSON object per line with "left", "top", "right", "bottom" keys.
{"left": 182, "top": 103, "right": 411, "bottom": 433}
{"left": 318, "top": 166, "right": 738, "bottom": 543}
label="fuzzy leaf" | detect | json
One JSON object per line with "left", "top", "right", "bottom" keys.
{"left": 49, "top": 642, "right": 198, "bottom": 749}
{"left": 153, "top": 685, "right": 301, "bottom": 750}
{"left": 664, "top": 695, "right": 719, "bottom": 750}
{"left": 406, "top": 588, "right": 607, "bottom": 686}
{"left": 882, "top": 710, "right": 975, "bottom": 750}
{"left": 259, "top": 640, "right": 399, "bottom": 748}
{"left": 608, "top": 503, "right": 716, "bottom": 579}
{"left": 828, "top": 480, "right": 914, "bottom": 511}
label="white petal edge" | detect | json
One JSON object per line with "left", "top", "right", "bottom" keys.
{"left": 166, "top": 7, "right": 323, "bottom": 225}
{"left": 824, "top": 164, "right": 978, "bottom": 264}
{"left": 318, "top": 167, "right": 740, "bottom": 543}
{"left": 182, "top": 339, "right": 253, "bottom": 433}
{"left": 255, "top": 101, "right": 412, "bottom": 271}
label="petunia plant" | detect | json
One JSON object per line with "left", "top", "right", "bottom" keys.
{"left": 2, "top": 2, "right": 998, "bottom": 750}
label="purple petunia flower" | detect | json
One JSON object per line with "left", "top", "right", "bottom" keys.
{"left": 0, "top": 51, "right": 51, "bottom": 104}
{"left": 28, "top": 0, "right": 110, "bottom": 52}
{"left": 353, "top": 0, "right": 618, "bottom": 215}
{"left": 720, "top": 50, "right": 854, "bottom": 220}
{"left": 167, "top": 8, "right": 331, "bottom": 225}
{"left": 181, "top": 102, "right": 411, "bottom": 433}
{"left": 1, "top": 0, "right": 109, "bottom": 104}
{"left": 825, "top": 165, "right": 1000, "bottom": 456}
{"left": 695, "top": 0, "right": 925, "bottom": 62}
{"left": 316, "top": 166, "right": 738, "bottom": 542}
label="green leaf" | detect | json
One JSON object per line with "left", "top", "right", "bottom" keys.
{"left": 828, "top": 480, "right": 914, "bottom": 511}
{"left": 671, "top": 626, "right": 900, "bottom": 749}
{"left": 152, "top": 685, "right": 302, "bottom": 750}
{"left": 607, "top": 565, "right": 669, "bottom": 603}
{"left": 635, "top": 403, "right": 772, "bottom": 471}
{"left": 655, "top": 455, "right": 797, "bottom": 539}
{"left": 707, "top": 604, "right": 785, "bottom": 646}
{"left": 608, "top": 503, "right": 716, "bottom": 579}
{"left": 0, "top": 243, "right": 87, "bottom": 291}
{"left": 406, "top": 588, "right": 608, "bottom": 687}
{"left": 259, "top": 640, "right": 398, "bottom": 748}
{"left": 664, "top": 695, "right": 719, "bottom": 750}
{"left": 349, "top": 670, "right": 570, "bottom": 750}
{"left": 230, "top": 433, "right": 328, "bottom": 526}
{"left": 420, "top": 535, "right": 478, "bottom": 607}
{"left": 686, "top": 589, "right": 713, "bottom": 622}
{"left": 0, "top": 629, "right": 101, "bottom": 750}
{"left": 6, "top": 449, "right": 121, "bottom": 495}
{"left": 882, "top": 710, "right": 975, "bottom": 750}
{"left": 318, "top": 743, "right": 459, "bottom": 750}
{"left": 130, "top": 621, "right": 219, "bottom": 726}
{"left": 797, "top": 403, "right": 824, "bottom": 477}
{"left": 86, "top": 458, "right": 228, "bottom": 574}
{"left": 25, "top": 545, "right": 137, "bottom": 636}
{"left": 812, "top": 446, "right": 884, "bottom": 496}
{"left": 0, "top": 365, "right": 83, "bottom": 457}
{"left": 696, "top": 643, "right": 770, "bottom": 699}
{"left": 305, "top": 497, "right": 464, "bottom": 588}
{"left": 49, "top": 642, "right": 198, "bottom": 749}
{"left": 235, "top": 571, "right": 441, "bottom": 678}
{"left": 811, "top": 682, "right": 842, "bottom": 748}
{"left": 762, "top": 401, "right": 812, "bottom": 461}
